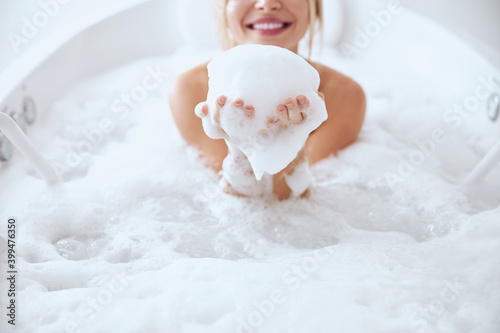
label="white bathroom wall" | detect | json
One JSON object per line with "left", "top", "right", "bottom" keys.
{"left": 405, "top": 0, "right": 500, "bottom": 52}
{"left": 404, "top": 0, "right": 500, "bottom": 69}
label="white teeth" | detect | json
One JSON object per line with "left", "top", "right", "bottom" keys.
{"left": 253, "top": 23, "right": 284, "bottom": 30}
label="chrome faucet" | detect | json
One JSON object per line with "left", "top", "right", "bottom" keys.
{"left": 0, "top": 127, "right": 13, "bottom": 161}
{"left": 0, "top": 97, "right": 58, "bottom": 183}
{"left": 23, "top": 96, "right": 37, "bottom": 125}
{"left": 464, "top": 77, "right": 500, "bottom": 184}
{"left": 0, "top": 96, "right": 37, "bottom": 161}
{"left": 0, "top": 107, "right": 13, "bottom": 161}
{"left": 487, "top": 78, "right": 500, "bottom": 122}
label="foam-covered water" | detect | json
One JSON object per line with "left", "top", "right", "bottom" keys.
{"left": 0, "top": 48, "right": 499, "bottom": 333}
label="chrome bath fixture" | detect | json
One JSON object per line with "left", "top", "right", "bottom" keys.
{"left": 23, "top": 96, "right": 37, "bottom": 124}
{"left": 0, "top": 96, "right": 37, "bottom": 162}
{"left": 0, "top": 129, "right": 13, "bottom": 161}
{"left": 0, "top": 110, "right": 59, "bottom": 183}
{"left": 0, "top": 106, "right": 13, "bottom": 161}
{"left": 9, "top": 111, "right": 28, "bottom": 133}
{"left": 464, "top": 78, "right": 500, "bottom": 184}
{"left": 487, "top": 81, "right": 499, "bottom": 122}
{"left": 1, "top": 96, "right": 60, "bottom": 183}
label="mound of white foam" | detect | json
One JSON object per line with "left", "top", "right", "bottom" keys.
{"left": 200, "top": 45, "right": 327, "bottom": 181}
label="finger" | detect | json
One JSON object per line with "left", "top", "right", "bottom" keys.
{"left": 212, "top": 96, "right": 227, "bottom": 124}
{"left": 297, "top": 95, "right": 310, "bottom": 109}
{"left": 267, "top": 116, "right": 280, "bottom": 128}
{"left": 276, "top": 104, "right": 288, "bottom": 123}
{"left": 299, "top": 112, "right": 307, "bottom": 122}
{"left": 244, "top": 105, "right": 255, "bottom": 118}
{"left": 232, "top": 98, "right": 244, "bottom": 108}
{"left": 195, "top": 102, "right": 209, "bottom": 118}
{"left": 289, "top": 111, "right": 304, "bottom": 125}
{"left": 284, "top": 98, "right": 296, "bottom": 111}
{"left": 285, "top": 98, "right": 303, "bottom": 125}
{"left": 213, "top": 108, "right": 221, "bottom": 124}
{"left": 216, "top": 96, "right": 227, "bottom": 111}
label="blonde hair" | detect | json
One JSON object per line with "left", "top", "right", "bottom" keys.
{"left": 214, "top": 0, "right": 323, "bottom": 57}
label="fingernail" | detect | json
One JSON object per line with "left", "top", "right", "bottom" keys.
{"left": 199, "top": 104, "right": 209, "bottom": 117}
{"left": 245, "top": 106, "right": 255, "bottom": 117}
{"left": 233, "top": 99, "right": 244, "bottom": 107}
{"left": 217, "top": 96, "right": 227, "bottom": 105}
{"left": 267, "top": 116, "right": 279, "bottom": 126}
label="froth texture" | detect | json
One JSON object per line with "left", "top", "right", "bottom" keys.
{"left": 200, "top": 45, "right": 328, "bottom": 180}
{"left": 2, "top": 48, "right": 500, "bottom": 333}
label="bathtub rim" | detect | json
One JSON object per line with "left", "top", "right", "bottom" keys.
{"left": 0, "top": 0, "right": 154, "bottom": 104}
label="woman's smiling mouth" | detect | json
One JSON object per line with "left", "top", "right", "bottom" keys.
{"left": 246, "top": 18, "right": 292, "bottom": 36}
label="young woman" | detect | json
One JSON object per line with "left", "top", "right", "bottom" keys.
{"left": 169, "top": 0, "right": 366, "bottom": 199}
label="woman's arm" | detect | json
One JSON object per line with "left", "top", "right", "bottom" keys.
{"left": 305, "top": 72, "right": 366, "bottom": 164}
{"left": 169, "top": 63, "right": 366, "bottom": 200}
{"left": 169, "top": 64, "right": 228, "bottom": 171}
{"left": 273, "top": 71, "right": 366, "bottom": 200}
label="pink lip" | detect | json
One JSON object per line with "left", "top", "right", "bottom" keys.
{"left": 246, "top": 18, "right": 292, "bottom": 37}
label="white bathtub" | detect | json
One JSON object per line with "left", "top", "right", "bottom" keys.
{"left": 1, "top": 2, "right": 500, "bottom": 333}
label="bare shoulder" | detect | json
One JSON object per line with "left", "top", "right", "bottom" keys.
{"left": 310, "top": 61, "right": 366, "bottom": 124}
{"left": 168, "top": 61, "right": 209, "bottom": 140}
{"left": 169, "top": 61, "right": 209, "bottom": 109}
{"left": 304, "top": 61, "right": 367, "bottom": 162}
{"left": 310, "top": 61, "right": 366, "bottom": 108}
